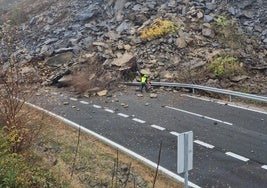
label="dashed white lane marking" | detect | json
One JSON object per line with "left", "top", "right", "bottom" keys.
{"left": 165, "top": 106, "right": 233, "bottom": 126}
{"left": 262, "top": 165, "right": 267, "bottom": 170}
{"left": 170, "top": 131, "right": 180, "bottom": 136}
{"left": 225, "top": 152, "right": 249, "bottom": 162}
{"left": 80, "top": 101, "right": 89, "bottom": 104}
{"left": 132, "top": 118, "right": 146, "bottom": 124}
{"left": 194, "top": 140, "right": 215, "bottom": 149}
{"left": 24, "top": 101, "right": 201, "bottom": 188}
{"left": 104, "top": 109, "right": 115, "bottom": 113}
{"left": 93, "top": 104, "right": 102, "bottom": 109}
{"left": 70, "top": 97, "right": 78, "bottom": 101}
{"left": 117, "top": 113, "right": 129, "bottom": 118}
{"left": 151, "top": 125, "right": 166, "bottom": 131}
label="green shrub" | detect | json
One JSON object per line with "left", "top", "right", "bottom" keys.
{"left": 208, "top": 54, "right": 244, "bottom": 78}
{"left": 215, "top": 15, "right": 228, "bottom": 28}
{"left": 0, "top": 129, "right": 66, "bottom": 187}
{"left": 0, "top": 130, "right": 29, "bottom": 187}
{"left": 214, "top": 15, "right": 245, "bottom": 50}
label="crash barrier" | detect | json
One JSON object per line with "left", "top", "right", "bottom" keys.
{"left": 124, "top": 82, "right": 267, "bottom": 103}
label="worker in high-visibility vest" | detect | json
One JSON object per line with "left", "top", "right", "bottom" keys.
{"left": 140, "top": 74, "right": 149, "bottom": 93}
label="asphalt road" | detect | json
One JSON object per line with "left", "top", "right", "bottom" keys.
{"left": 34, "top": 88, "right": 267, "bottom": 188}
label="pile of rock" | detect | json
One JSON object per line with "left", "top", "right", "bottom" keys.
{"left": 1, "top": 0, "right": 267, "bottom": 95}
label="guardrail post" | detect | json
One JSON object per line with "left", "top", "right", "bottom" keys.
{"left": 192, "top": 88, "right": 195, "bottom": 95}
{"left": 229, "top": 95, "right": 232, "bottom": 102}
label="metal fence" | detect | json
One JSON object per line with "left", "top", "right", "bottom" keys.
{"left": 124, "top": 82, "right": 267, "bottom": 103}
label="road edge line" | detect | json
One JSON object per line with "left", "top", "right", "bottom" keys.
{"left": 25, "top": 101, "right": 201, "bottom": 188}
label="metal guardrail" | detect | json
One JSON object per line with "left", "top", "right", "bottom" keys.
{"left": 124, "top": 82, "right": 267, "bottom": 103}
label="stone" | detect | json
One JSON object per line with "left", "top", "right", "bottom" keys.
{"left": 140, "top": 69, "right": 152, "bottom": 75}
{"left": 120, "top": 103, "right": 129, "bottom": 108}
{"left": 97, "top": 90, "right": 108, "bottom": 96}
{"left": 176, "top": 37, "right": 187, "bottom": 48}
{"left": 161, "top": 71, "right": 174, "bottom": 79}
{"left": 45, "top": 52, "right": 73, "bottom": 67}
{"left": 205, "top": 3, "right": 216, "bottom": 11}
{"left": 197, "top": 11, "right": 204, "bottom": 19}
{"left": 228, "top": 7, "right": 236, "bottom": 15}
{"left": 111, "top": 53, "right": 134, "bottom": 67}
{"left": 204, "top": 15, "right": 213, "bottom": 23}
{"left": 202, "top": 28, "right": 215, "bottom": 38}
{"left": 230, "top": 75, "right": 250, "bottom": 82}
{"left": 150, "top": 93, "right": 157, "bottom": 98}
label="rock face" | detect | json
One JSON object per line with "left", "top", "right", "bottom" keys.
{"left": 1, "top": 0, "right": 267, "bottom": 95}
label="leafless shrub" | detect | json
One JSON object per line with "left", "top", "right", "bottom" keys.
{"left": 0, "top": 22, "right": 42, "bottom": 152}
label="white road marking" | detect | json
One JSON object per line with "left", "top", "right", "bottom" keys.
{"left": 183, "top": 94, "right": 211, "bottom": 102}
{"left": 225, "top": 152, "right": 249, "bottom": 162}
{"left": 24, "top": 101, "right": 201, "bottom": 188}
{"left": 70, "top": 97, "right": 78, "bottom": 101}
{"left": 93, "top": 104, "right": 102, "bottom": 109}
{"left": 165, "top": 106, "right": 233, "bottom": 126}
{"left": 132, "top": 118, "right": 146, "bottom": 124}
{"left": 170, "top": 131, "right": 180, "bottom": 136}
{"left": 262, "top": 165, "right": 267, "bottom": 170}
{"left": 104, "top": 109, "right": 115, "bottom": 113}
{"left": 80, "top": 100, "right": 89, "bottom": 104}
{"left": 151, "top": 125, "right": 166, "bottom": 131}
{"left": 117, "top": 113, "right": 129, "bottom": 118}
{"left": 227, "top": 104, "right": 267, "bottom": 115}
{"left": 194, "top": 140, "right": 215, "bottom": 149}
{"left": 184, "top": 94, "right": 267, "bottom": 115}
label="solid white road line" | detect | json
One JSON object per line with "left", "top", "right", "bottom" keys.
{"left": 261, "top": 165, "right": 267, "bottom": 170}
{"left": 151, "top": 124, "right": 166, "bottom": 131}
{"left": 117, "top": 113, "right": 129, "bottom": 118}
{"left": 24, "top": 101, "right": 201, "bottom": 188}
{"left": 227, "top": 104, "right": 267, "bottom": 115}
{"left": 104, "top": 109, "right": 115, "bottom": 113}
{"left": 184, "top": 94, "right": 267, "bottom": 115}
{"left": 132, "top": 118, "right": 146, "bottom": 124}
{"left": 194, "top": 140, "right": 215, "bottom": 149}
{"left": 80, "top": 100, "right": 89, "bottom": 104}
{"left": 170, "top": 131, "right": 180, "bottom": 136}
{"left": 183, "top": 94, "right": 211, "bottom": 102}
{"left": 93, "top": 104, "right": 102, "bottom": 109}
{"left": 165, "top": 106, "right": 233, "bottom": 126}
{"left": 70, "top": 97, "right": 78, "bottom": 101}
{"left": 225, "top": 152, "right": 249, "bottom": 162}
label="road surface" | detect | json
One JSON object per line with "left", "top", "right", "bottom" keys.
{"left": 34, "top": 88, "right": 267, "bottom": 188}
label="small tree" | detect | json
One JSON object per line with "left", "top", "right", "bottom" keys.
{"left": 0, "top": 22, "right": 41, "bottom": 152}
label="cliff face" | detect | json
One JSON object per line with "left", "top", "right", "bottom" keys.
{"left": 1, "top": 0, "right": 267, "bottom": 95}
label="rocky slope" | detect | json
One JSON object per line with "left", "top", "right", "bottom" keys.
{"left": 1, "top": 0, "right": 267, "bottom": 96}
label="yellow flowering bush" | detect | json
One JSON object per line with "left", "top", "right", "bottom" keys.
{"left": 141, "top": 19, "right": 179, "bottom": 40}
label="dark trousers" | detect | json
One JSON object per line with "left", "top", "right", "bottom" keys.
{"left": 140, "top": 82, "right": 148, "bottom": 92}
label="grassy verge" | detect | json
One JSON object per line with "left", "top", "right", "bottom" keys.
{"left": 1, "top": 106, "right": 182, "bottom": 187}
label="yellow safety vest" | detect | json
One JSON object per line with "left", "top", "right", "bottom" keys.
{"left": 141, "top": 76, "right": 147, "bottom": 83}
